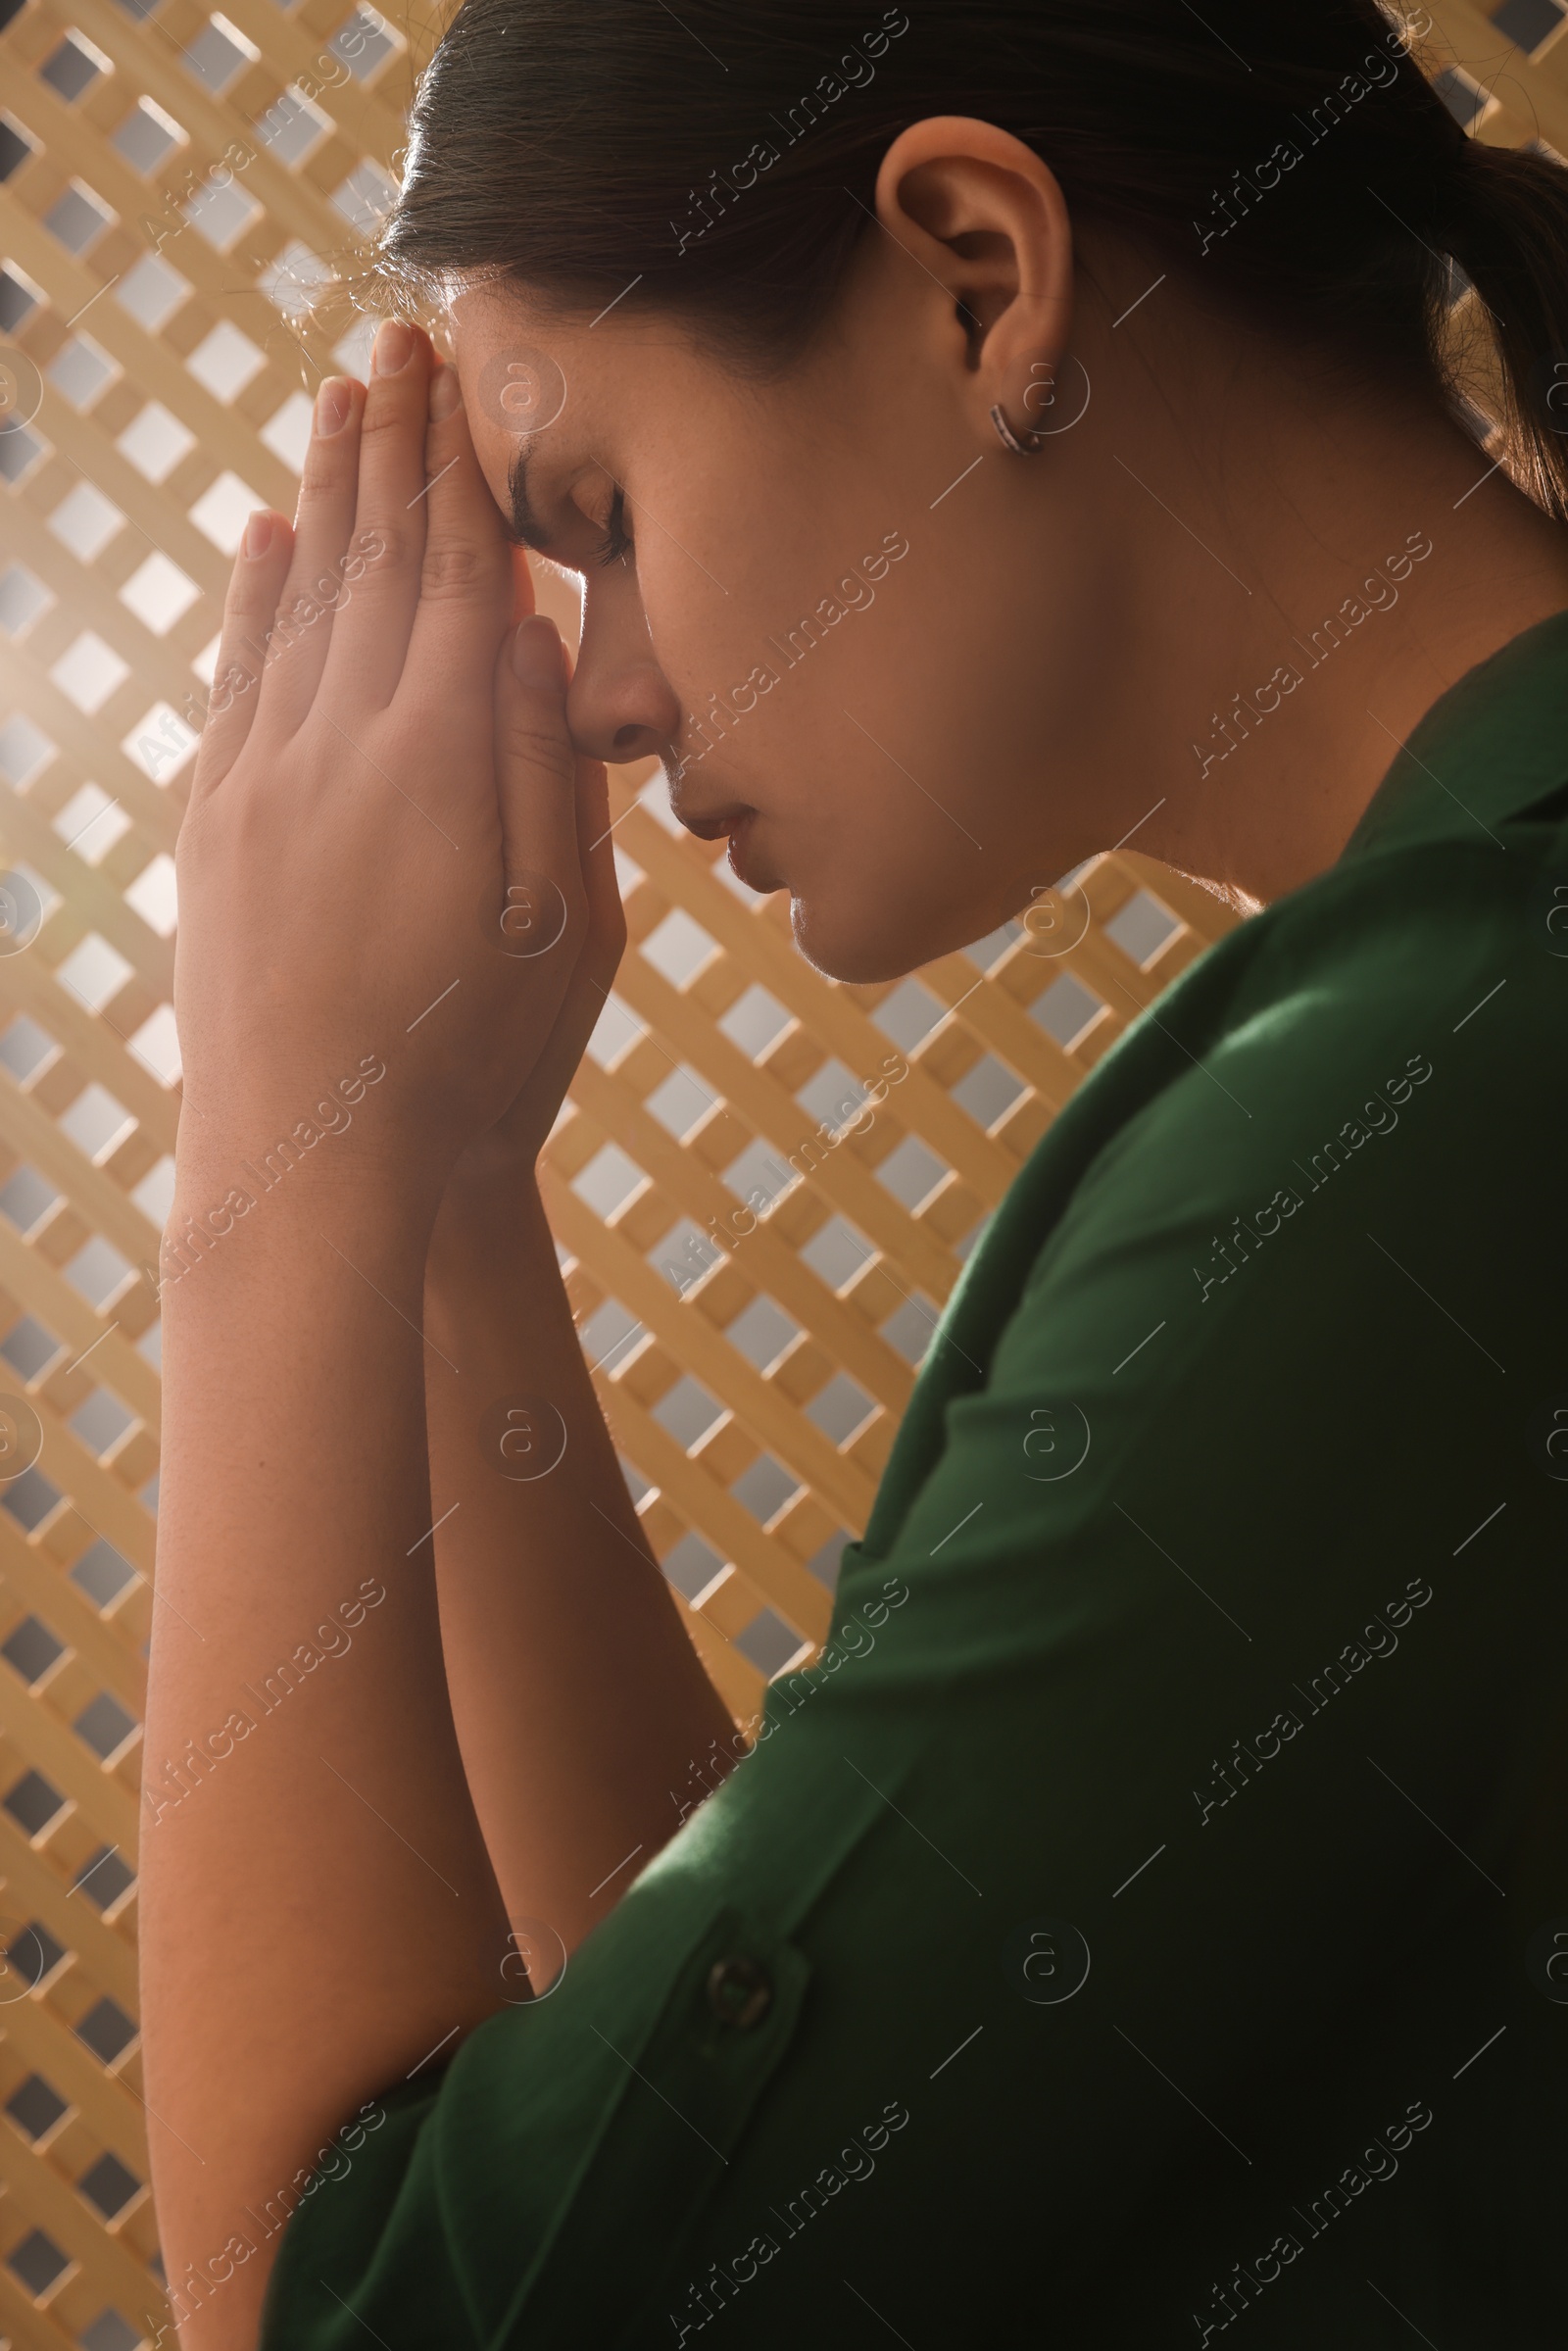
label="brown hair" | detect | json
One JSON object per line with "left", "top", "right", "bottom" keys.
{"left": 380, "top": 1, "right": 1568, "bottom": 518}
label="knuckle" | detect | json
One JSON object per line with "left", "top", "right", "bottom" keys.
{"left": 418, "top": 543, "right": 494, "bottom": 602}
{"left": 501, "top": 719, "right": 575, "bottom": 786}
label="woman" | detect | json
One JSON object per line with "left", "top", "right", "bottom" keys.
{"left": 139, "top": 1, "right": 1568, "bottom": 2342}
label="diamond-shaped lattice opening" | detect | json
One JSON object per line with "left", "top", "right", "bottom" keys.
{"left": 43, "top": 180, "right": 115, "bottom": 255}
{"left": 723, "top": 1139, "right": 800, "bottom": 1220}
{"left": 579, "top": 1298, "right": 643, "bottom": 1375}
{"left": 0, "top": 117, "right": 35, "bottom": 180}
{"left": 331, "top": 158, "right": 399, "bottom": 236}
{"left": 125, "top": 853, "right": 178, "bottom": 936}
{"left": 63, "top": 1235, "right": 136, "bottom": 1310}
{"left": 39, "top": 32, "right": 109, "bottom": 103}
{"left": 59, "top": 1083, "right": 137, "bottom": 1164}
{"left": 873, "top": 977, "right": 946, "bottom": 1053}
{"left": 112, "top": 95, "right": 185, "bottom": 174}
{"left": 115, "top": 250, "right": 190, "bottom": 330}
{"left": 797, "top": 1058, "right": 874, "bottom": 1133}
{"left": 5, "top": 2072, "right": 69, "bottom": 2141}
{"left": 662, "top": 1531, "right": 724, "bottom": 1602}
{"left": 80, "top": 2312, "right": 145, "bottom": 2351}
{"left": 118, "top": 400, "right": 195, "bottom": 483}
{"left": 807, "top": 1528, "right": 849, "bottom": 1590}
{"left": 185, "top": 319, "right": 267, "bottom": 403}
{"left": 182, "top": 12, "right": 258, "bottom": 93}
{"left": 4, "top": 1767, "right": 69, "bottom": 1837}
{"left": 0, "top": 1014, "right": 57, "bottom": 1083}
{"left": 731, "top": 1456, "right": 801, "bottom": 1524}
{"left": 805, "top": 1373, "right": 876, "bottom": 1445}
{"left": 584, "top": 992, "right": 644, "bottom": 1066}
{"left": 652, "top": 1376, "right": 724, "bottom": 1450}
{"left": 74, "top": 1996, "right": 138, "bottom": 2066}
{"left": 254, "top": 89, "right": 330, "bottom": 167}
{"left": 57, "top": 926, "right": 134, "bottom": 1010}
{"left": 875, "top": 1136, "right": 950, "bottom": 1212}
{"left": 5, "top": 1919, "right": 68, "bottom": 1990}
{"left": 641, "top": 909, "right": 717, "bottom": 989}
{"left": 77, "top": 2150, "right": 143, "bottom": 2221}
{"left": 0, "top": 711, "right": 56, "bottom": 786}
{"left": 189, "top": 470, "right": 265, "bottom": 556}
{"left": 70, "top": 1382, "right": 137, "bottom": 1457}
{"left": 799, "top": 1214, "right": 873, "bottom": 1291}
{"left": 329, "top": 4, "right": 403, "bottom": 79}
{"left": 724, "top": 1296, "right": 800, "bottom": 1371}
{"left": 121, "top": 553, "right": 202, "bottom": 636}
{"left": 652, "top": 1217, "right": 720, "bottom": 1298}
{"left": 74, "top": 1844, "right": 136, "bottom": 1911}
{"left": 733, "top": 1606, "right": 808, "bottom": 1680}
{"left": 8, "top": 2226, "right": 71, "bottom": 2296}
{"left": 50, "top": 632, "right": 131, "bottom": 715}
{"left": 47, "top": 332, "right": 118, "bottom": 409}
{"left": 952, "top": 1053, "right": 1026, "bottom": 1131}
{"left": 1030, "top": 971, "right": 1106, "bottom": 1052}
{"left": 1104, "top": 887, "right": 1183, "bottom": 970}
{"left": 880, "top": 1294, "right": 941, "bottom": 1366}
{"left": 1, "top": 1314, "right": 63, "bottom": 1381}
{"left": 719, "top": 984, "right": 792, "bottom": 1058}
{"left": 2, "top": 1465, "right": 63, "bottom": 1533}
{"left": 70, "top": 1539, "right": 139, "bottom": 1612}
{"left": 74, "top": 1691, "right": 139, "bottom": 1763}
{"left": 0, "top": 563, "right": 52, "bottom": 637}
{"left": 571, "top": 1144, "right": 645, "bottom": 1220}
{"left": 2, "top": 1614, "right": 66, "bottom": 1685}
{"left": 56, "top": 933, "right": 131, "bottom": 1013}
{"left": 645, "top": 1064, "right": 717, "bottom": 1139}
{"left": 0, "top": 1164, "right": 61, "bottom": 1233}
{"left": 1492, "top": 0, "right": 1565, "bottom": 50}
{"left": 262, "top": 391, "right": 315, "bottom": 471}
{"left": 49, "top": 482, "right": 124, "bottom": 563}
{"left": 1433, "top": 64, "right": 1490, "bottom": 126}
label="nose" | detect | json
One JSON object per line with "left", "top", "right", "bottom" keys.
{"left": 566, "top": 572, "right": 683, "bottom": 765}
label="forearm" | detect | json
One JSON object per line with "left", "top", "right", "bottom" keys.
{"left": 423, "top": 1165, "right": 736, "bottom": 1966}
{"left": 140, "top": 1162, "right": 510, "bottom": 2349}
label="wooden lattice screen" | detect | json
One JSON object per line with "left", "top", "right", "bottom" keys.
{"left": 0, "top": 0, "right": 1559, "bottom": 2339}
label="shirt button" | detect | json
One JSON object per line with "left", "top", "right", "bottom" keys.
{"left": 706, "top": 1955, "right": 772, "bottom": 2030}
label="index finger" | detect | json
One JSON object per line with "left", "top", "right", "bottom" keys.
{"left": 397, "top": 365, "right": 515, "bottom": 697}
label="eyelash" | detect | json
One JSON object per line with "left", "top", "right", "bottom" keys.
{"left": 594, "top": 487, "right": 633, "bottom": 567}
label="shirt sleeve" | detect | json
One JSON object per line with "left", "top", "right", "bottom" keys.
{"left": 260, "top": 880, "right": 1568, "bottom": 2350}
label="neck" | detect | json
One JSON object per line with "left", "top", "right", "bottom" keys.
{"left": 1056, "top": 259, "right": 1568, "bottom": 906}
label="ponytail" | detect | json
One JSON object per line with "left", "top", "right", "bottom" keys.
{"left": 1436, "top": 139, "right": 1568, "bottom": 522}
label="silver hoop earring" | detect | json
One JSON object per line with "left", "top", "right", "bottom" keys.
{"left": 990, "top": 403, "right": 1044, "bottom": 457}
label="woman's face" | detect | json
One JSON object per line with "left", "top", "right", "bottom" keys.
{"left": 447, "top": 222, "right": 1126, "bottom": 984}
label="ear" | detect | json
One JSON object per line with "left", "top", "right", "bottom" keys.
{"left": 872, "top": 115, "right": 1074, "bottom": 451}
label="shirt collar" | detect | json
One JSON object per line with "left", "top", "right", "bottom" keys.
{"left": 1340, "top": 606, "right": 1568, "bottom": 864}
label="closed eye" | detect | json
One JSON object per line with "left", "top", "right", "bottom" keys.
{"left": 594, "top": 483, "right": 633, "bottom": 568}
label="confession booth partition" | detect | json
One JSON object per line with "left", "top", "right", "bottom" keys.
{"left": 0, "top": 0, "right": 1557, "bottom": 2338}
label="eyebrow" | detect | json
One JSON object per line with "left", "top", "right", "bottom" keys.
{"left": 506, "top": 446, "right": 551, "bottom": 552}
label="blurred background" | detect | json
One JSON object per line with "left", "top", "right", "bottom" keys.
{"left": 0, "top": 0, "right": 1560, "bottom": 2339}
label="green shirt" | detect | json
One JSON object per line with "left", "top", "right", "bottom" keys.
{"left": 260, "top": 612, "right": 1568, "bottom": 2348}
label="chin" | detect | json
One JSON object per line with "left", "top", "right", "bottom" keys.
{"left": 788, "top": 894, "right": 938, "bottom": 986}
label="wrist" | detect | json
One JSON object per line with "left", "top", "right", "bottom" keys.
{"left": 165, "top": 1142, "right": 442, "bottom": 1306}
{"left": 425, "top": 1157, "right": 554, "bottom": 1298}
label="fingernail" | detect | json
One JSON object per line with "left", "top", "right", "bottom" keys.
{"left": 373, "top": 318, "right": 415, "bottom": 374}
{"left": 316, "top": 377, "right": 352, "bottom": 436}
{"left": 428, "top": 365, "right": 462, "bottom": 421}
{"left": 512, "top": 614, "right": 563, "bottom": 689}
{"left": 243, "top": 510, "right": 274, "bottom": 559}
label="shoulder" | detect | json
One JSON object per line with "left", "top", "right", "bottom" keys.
{"left": 992, "top": 830, "right": 1565, "bottom": 1402}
